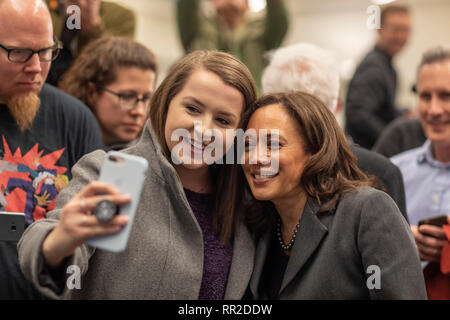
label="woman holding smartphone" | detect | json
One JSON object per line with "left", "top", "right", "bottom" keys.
{"left": 18, "top": 50, "right": 257, "bottom": 299}
{"left": 237, "top": 92, "right": 427, "bottom": 299}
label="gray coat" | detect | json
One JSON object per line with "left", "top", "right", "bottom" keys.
{"left": 249, "top": 187, "right": 427, "bottom": 300}
{"left": 18, "top": 123, "right": 254, "bottom": 300}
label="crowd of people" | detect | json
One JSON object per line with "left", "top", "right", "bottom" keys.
{"left": 0, "top": 0, "right": 449, "bottom": 300}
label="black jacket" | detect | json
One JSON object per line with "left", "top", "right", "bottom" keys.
{"left": 373, "top": 117, "right": 426, "bottom": 158}
{"left": 345, "top": 46, "right": 400, "bottom": 149}
{"left": 350, "top": 144, "right": 408, "bottom": 222}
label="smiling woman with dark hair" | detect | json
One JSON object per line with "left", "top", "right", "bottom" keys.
{"left": 238, "top": 91, "right": 427, "bottom": 299}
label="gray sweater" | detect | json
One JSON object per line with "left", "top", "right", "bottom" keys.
{"left": 17, "top": 122, "right": 254, "bottom": 300}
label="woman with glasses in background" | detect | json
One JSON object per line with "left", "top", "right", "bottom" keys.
{"left": 59, "top": 37, "right": 157, "bottom": 150}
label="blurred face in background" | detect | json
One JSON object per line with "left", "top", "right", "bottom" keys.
{"left": 378, "top": 11, "right": 411, "bottom": 56}
{"left": 417, "top": 59, "right": 450, "bottom": 148}
{"left": 89, "top": 67, "right": 156, "bottom": 146}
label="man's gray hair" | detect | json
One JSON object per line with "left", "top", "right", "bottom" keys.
{"left": 262, "top": 42, "right": 340, "bottom": 112}
{"left": 418, "top": 44, "right": 450, "bottom": 76}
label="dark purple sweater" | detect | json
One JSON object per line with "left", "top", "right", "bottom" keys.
{"left": 184, "top": 188, "right": 233, "bottom": 300}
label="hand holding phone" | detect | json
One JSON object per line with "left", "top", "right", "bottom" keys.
{"left": 418, "top": 215, "right": 449, "bottom": 227}
{"left": 85, "top": 151, "right": 148, "bottom": 252}
{"left": 412, "top": 215, "right": 448, "bottom": 263}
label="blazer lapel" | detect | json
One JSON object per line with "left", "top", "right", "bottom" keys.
{"left": 225, "top": 221, "right": 255, "bottom": 299}
{"left": 249, "top": 228, "right": 271, "bottom": 299}
{"left": 279, "top": 198, "right": 328, "bottom": 294}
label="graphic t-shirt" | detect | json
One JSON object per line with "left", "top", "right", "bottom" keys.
{"left": 0, "top": 84, "right": 104, "bottom": 223}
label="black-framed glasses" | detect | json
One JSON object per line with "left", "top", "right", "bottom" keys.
{"left": 0, "top": 37, "right": 63, "bottom": 63}
{"left": 99, "top": 87, "right": 152, "bottom": 111}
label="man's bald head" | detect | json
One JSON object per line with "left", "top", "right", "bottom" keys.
{"left": 0, "top": 0, "right": 50, "bottom": 17}
{"left": 0, "top": 0, "right": 52, "bottom": 38}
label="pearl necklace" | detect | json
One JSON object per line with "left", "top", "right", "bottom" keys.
{"left": 276, "top": 218, "right": 300, "bottom": 251}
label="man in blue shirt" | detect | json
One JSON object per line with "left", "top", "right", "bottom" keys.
{"left": 391, "top": 44, "right": 450, "bottom": 264}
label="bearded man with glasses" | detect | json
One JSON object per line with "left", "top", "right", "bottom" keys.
{"left": 0, "top": 0, "right": 104, "bottom": 299}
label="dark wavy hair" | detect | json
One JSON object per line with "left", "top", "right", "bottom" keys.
{"left": 237, "top": 91, "right": 377, "bottom": 235}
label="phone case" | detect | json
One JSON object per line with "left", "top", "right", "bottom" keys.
{"left": 0, "top": 212, "right": 26, "bottom": 242}
{"left": 418, "top": 215, "right": 448, "bottom": 227}
{"left": 86, "top": 151, "right": 148, "bottom": 252}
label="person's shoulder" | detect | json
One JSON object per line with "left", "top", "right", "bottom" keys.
{"left": 102, "top": 1, "right": 135, "bottom": 17}
{"left": 72, "top": 149, "right": 107, "bottom": 176}
{"left": 387, "top": 117, "right": 423, "bottom": 135}
{"left": 352, "top": 144, "right": 399, "bottom": 173}
{"left": 351, "top": 144, "right": 389, "bottom": 163}
{"left": 390, "top": 144, "right": 423, "bottom": 167}
{"left": 338, "top": 186, "right": 399, "bottom": 220}
{"left": 329, "top": 187, "right": 391, "bottom": 229}
{"left": 355, "top": 48, "right": 387, "bottom": 71}
{"left": 340, "top": 185, "right": 386, "bottom": 205}
{"left": 40, "top": 84, "right": 90, "bottom": 113}
{"left": 356, "top": 48, "right": 376, "bottom": 63}
{"left": 40, "top": 84, "right": 99, "bottom": 124}
{"left": 350, "top": 49, "right": 385, "bottom": 82}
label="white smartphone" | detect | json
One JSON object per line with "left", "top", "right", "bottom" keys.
{"left": 86, "top": 151, "right": 148, "bottom": 252}
{"left": 0, "top": 212, "right": 26, "bottom": 242}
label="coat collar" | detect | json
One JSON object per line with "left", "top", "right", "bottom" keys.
{"left": 138, "top": 121, "right": 254, "bottom": 299}
{"left": 225, "top": 220, "right": 255, "bottom": 299}
{"left": 280, "top": 198, "right": 328, "bottom": 294}
{"left": 249, "top": 223, "right": 271, "bottom": 298}
{"left": 250, "top": 197, "right": 329, "bottom": 298}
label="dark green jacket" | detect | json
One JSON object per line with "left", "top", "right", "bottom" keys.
{"left": 48, "top": 0, "right": 135, "bottom": 57}
{"left": 177, "top": 0, "right": 289, "bottom": 91}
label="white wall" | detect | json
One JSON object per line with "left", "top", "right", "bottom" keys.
{"left": 110, "top": 0, "right": 450, "bottom": 117}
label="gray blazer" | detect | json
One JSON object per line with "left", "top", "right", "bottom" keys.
{"left": 18, "top": 122, "right": 254, "bottom": 300}
{"left": 249, "top": 187, "right": 427, "bottom": 300}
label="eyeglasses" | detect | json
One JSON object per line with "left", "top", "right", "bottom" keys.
{"left": 99, "top": 87, "right": 152, "bottom": 111}
{"left": 0, "top": 37, "right": 63, "bottom": 63}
